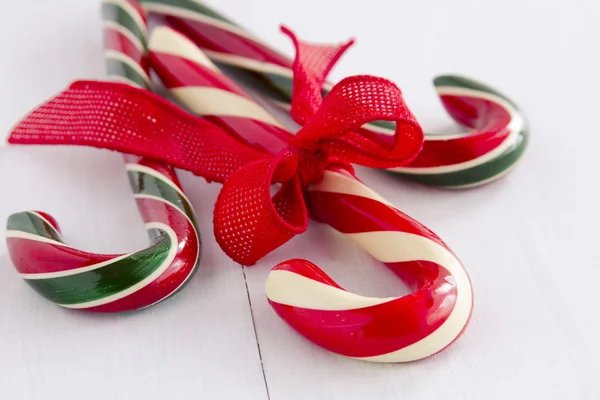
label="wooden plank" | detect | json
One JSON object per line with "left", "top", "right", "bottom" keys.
{"left": 0, "top": 0, "right": 268, "bottom": 396}
{"left": 0, "top": 146, "right": 268, "bottom": 399}
{"left": 232, "top": 0, "right": 600, "bottom": 397}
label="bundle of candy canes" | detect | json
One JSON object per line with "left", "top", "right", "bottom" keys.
{"left": 4, "top": 0, "right": 529, "bottom": 363}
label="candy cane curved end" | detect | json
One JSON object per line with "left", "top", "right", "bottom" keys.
{"left": 146, "top": 23, "right": 474, "bottom": 361}
{"left": 388, "top": 74, "right": 529, "bottom": 188}
{"left": 137, "top": 2, "right": 528, "bottom": 188}
{"left": 5, "top": 159, "right": 201, "bottom": 312}
{"left": 265, "top": 170, "right": 473, "bottom": 362}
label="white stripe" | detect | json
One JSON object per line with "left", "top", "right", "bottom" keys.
{"left": 266, "top": 270, "right": 396, "bottom": 310}
{"left": 133, "top": 195, "right": 201, "bottom": 310}
{"left": 103, "top": 20, "right": 145, "bottom": 51}
{"left": 362, "top": 121, "right": 472, "bottom": 140}
{"left": 20, "top": 254, "right": 131, "bottom": 280}
{"left": 438, "top": 148, "right": 527, "bottom": 189}
{"left": 27, "top": 211, "right": 61, "bottom": 236}
{"left": 141, "top": 2, "right": 271, "bottom": 49}
{"left": 348, "top": 231, "right": 471, "bottom": 362}
{"left": 149, "top": 26, "right": 219, "bottom": 71}
{"left": 103, "top": 0, "right": 148, "bottom": 36}
{"left": 171, "top": 86, "right": 285, "bottom": 128}
{"left": 201, "top": 50, "right": 293, "bottom": 78}
{"left": 391, "top": 89, "right": 524, "bottom": 175}
{"left": 125, "top": 163, "right": 193, "bottom": 208}
{"left": 305, "top": 171, "right": 472, "bottom": 362}
{"left": 363, "top": 87, "right": 517, "bottom": 141}
{"left": 133, "top": 193, "right": 197, "bottom": 230}
{"left": 308, "top": 170, "right": 395, "bottom": 208}
{"left": 5, "top": 230, "right": 69, "bottom": 247}
{"left": 104, "top": 50, "right": 151, "bottom": 86}
{"left": 271, "top": 100, "right": 292, "bottom": 111}
{"left": 106, "top": 75, "right": 145, "bottom": 88}
{"left": 59, "top": 222, "right": 178, "bottom": 309}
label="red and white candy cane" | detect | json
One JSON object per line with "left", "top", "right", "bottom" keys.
{"left": 148, "top": 26, "right": 473, "bottom": 362}
{"left": 140, "top": 0, "right": 529, "bottom": 189}
{"left": 4, "top": 0, "right": 201, "bottom": 312}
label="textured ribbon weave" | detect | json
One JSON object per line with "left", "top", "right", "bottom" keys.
{"left": 8, "top": 28, "right": 424, "bottom": 265}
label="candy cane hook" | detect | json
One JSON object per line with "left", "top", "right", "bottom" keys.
{"left": 4, "top": 0, "right": 201, "bottom": 312}
{"left": 140, "top": 0, "right": 529, "bottom": 189}
{"left": 148, "top": 26, "right": 473, "bottom": 362}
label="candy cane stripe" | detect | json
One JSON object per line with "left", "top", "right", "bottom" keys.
{"left": 19, "top": 254, "right": 132, "bottom": 280}
{"left": 5, "top": 0, "right": 202, "bottom": 312}
{"left": 26, "top": 229, "right": 172, "bottom": 305}
{"left": 148, "top": 25, "right": 473, "bottom": 362}
{"left": 103, "top": 0, "right": 148, "bottom": 39}
{"left": 105, "top": 50, "right": 152, "bottom": 86}
{"left": 141, "top": 1, "right": 267, "bottom": 46}
{"left": 7, "top": 211, "right": 63, "bottom": 242}
{"left": 266, "top": 169, "right": 473, "bottom": 362}
{"left": 104, "top": 20, "right": 145, "bottom": 52}
{"left": 143, "top": 0, "right": 528, "bottom": 188}
{"left": 266, "top": 270, "right": 396, "bottom": 310}
{"left": 172, "top": 86, "right": 284, "bottom": 127}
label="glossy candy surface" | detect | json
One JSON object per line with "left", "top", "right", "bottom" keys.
{"left": 148, "top": 26, "right": 473, "bottom": 362}
{"left": 4, "top": 0, "right": 202, "bottom": 312}
{"left": 140, "top": 0, "right": 528, "bottom": 188}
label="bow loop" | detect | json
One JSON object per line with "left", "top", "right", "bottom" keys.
{"left": 284, "top": 27, "right": 424, "bottom": 170}
{"left": 7, "top": 28, "right": 425, "bottom": 266}
{"left": 300, "top": 75, "right": 424, "bottom": 168}
{"left": 214, "top": 156, "right": 308, "bottom": 265}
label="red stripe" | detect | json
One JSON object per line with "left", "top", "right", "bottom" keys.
{"left": 33, "top": 211, "right": 61, "bottom": 232}
{"left": 104, "top": 27, "right": 148, "bottom": 74}
{"left": 405, "top": 95, "right": 513, "bottom": 167}
{"left": 150, "top": 50, "right": 252, "bottom": 98}
{"left": 125, "top": 155, "right": 185, "bottom": 191}
{"left": 149, "top": 51, "right": 292, "bottom": 155}
{"left": 306, "top": 190, "right": 448, "bottom": 249}
{"left": 268, "top": 259, "right": 456, "bottom": 358}
{"left": 125, "top": 0, "right": 147, "bottom": 22}
{"left": 87, "top": 197, "right": 199, "bottom": 312}
{"left": 8, "top": 239, "right": 118, "bottom": 275}
{"left": 165, "top": 16, "right": 292, "bottom": 68}
{"left": 205, "top": 116, "right": 289, "bottom": 155}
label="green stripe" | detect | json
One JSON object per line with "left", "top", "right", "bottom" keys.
{"left": 393, "top": 128, "right": 529, "bottom": 187}
{"left": 6, "top": 212, "right": 62, "bottom": 242}
{"left": 433, "top": 75, "right": 519, "bottom": 108}
{"left": 128, "top": 171, "right": 196, "bottom": 224}
{"left": 25, "top": 233, "right": 172, "bottom": 305}
{"left": 209, "top": 55, "right": 530, "bottom": 188}
{"left": 228, "top": 68, "right": 401, "bottom": 132}
{"left": 102, "top": 2, "right": 147, "bottom": 48}
{"left": 106, "top": 58, "right": 149, "bottom": 89}
{"left": 140, "top": 0, "right": 235, "bottom": 25}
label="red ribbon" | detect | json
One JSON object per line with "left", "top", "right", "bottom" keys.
{"left": 8, "top": 28, "right": 423, "bottom": 265}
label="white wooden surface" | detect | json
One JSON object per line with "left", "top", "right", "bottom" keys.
{"left": 1, "top": 0, "right": 599, "bottom": 399}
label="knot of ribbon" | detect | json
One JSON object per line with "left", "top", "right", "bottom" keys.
{"left": 8, "top": 27, "right": 424, "bottom": 265}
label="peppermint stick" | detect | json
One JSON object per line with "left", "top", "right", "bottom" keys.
{"left": 148, "top": 26, "right": 473, "bottom": 362}
{"left": 4, "top": 0, "right": 201, "bottom": 312}
{"left": 140, "top": 0, "right": 528, "bottom": 189}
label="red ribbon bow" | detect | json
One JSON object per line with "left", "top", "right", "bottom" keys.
{"left": 8, "top": 28, "right": 423, "bottom": 265}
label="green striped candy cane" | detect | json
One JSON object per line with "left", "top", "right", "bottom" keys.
{"left": 139, "top": 0, "right": 529, "bottom": 188}
{"left": 4, "top": 0, "right": 201, "bottom": 312}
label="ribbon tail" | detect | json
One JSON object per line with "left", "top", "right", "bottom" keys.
{"left": 214, "top": 158, "right": 308, "bottom": 265}
{"left": 281, "top": 26, "right": 354, "bottom": 125}
{"left": 7, "top": 80, "right": 267, "bottom": 183}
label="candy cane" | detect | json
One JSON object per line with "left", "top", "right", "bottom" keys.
{"left": 4, "top": 0, "right": 201, "bottom": 312}
{"left": 140, "top": 0, "right": 528, "bottom": 189}
{"left": 148, "top": 26, "right": 473, "bottom": 362}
